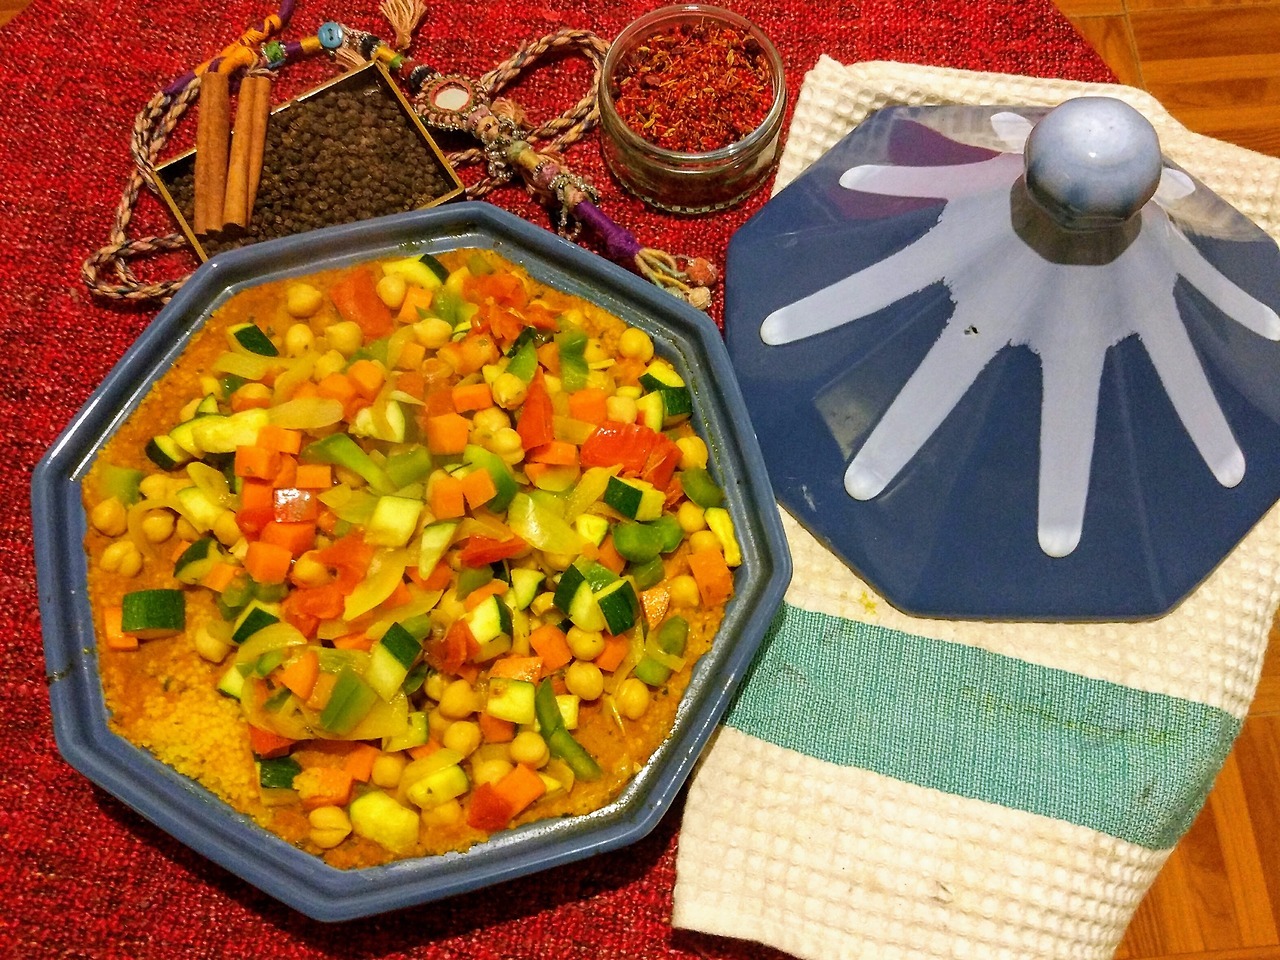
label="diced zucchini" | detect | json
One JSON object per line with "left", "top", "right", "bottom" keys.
{"left": 351, "top": 399, "right": 407, "bottom": 443}
{"left": 464, "top": 594, "right": 512, "bottom": 646}
{"left": 417, "top": 519, "right": 458, "bottom": 575}
{"left": 383, "top": 710, "right": 429, "bottom": 752}
{"left": 508, "top": 567, "right": 545, "bottom": 611}
{"left": 367, "top": 623, "right": 421, "bottom": 701}
{"left": 595, "top": 578, "right": 640, "bottom": 635}
{"left": 603, "top": 476, "right": 664, "bottom": 521}
{"left": 573, "top": 513, "right": 610, "bottom": 546}
{"left": 638, "top": 360, "right": 685, "bottom": 391}
{"left": 635, "top": 392, "right": 665, "bottom": 432}
{"left": 555, "top": 693, "right": 580, "bottom": 730}
{"left": 228, "top": 322, "right": 279, "bottom": 357}
{"left": 231, "top": 600, "right": 281, "bottom": 645}
{"left": 257, "top": 755, "right": 301, "bottom": 790}
{"left": 657, "top": 386, "right": 692, "bottom": 424}
{"left": 704, "top": 507, "right": 742, "bottom": 566}
{"left": 119, "top": 589, "right": 185, "bottom": 639}
{"left": 405, "top": 763, "right": 469, "bottom": 808}
{"left": 216, "top": 662, "right": 248, "bottom": 699}
{"left": 486, "top": 677, "right": 536, "bottom": 725}
{"left": 168, "top": 419, "right": 203, "bottom": 458}
{"left": 173, "top": 485, "right": 222, "bottom": 534}
{"left": 365, "top": 495, "right": 422, "bottom": 548}
{"left": 349, "top": 790, "right": 419, "bottom": 855}
{"left": 419, "top": 252, "right": 451, "bottom": 284}
{"left": 190, "top": 408, "right": 271, "bottom": 454}
{"left": 145, "top": 434, "right": 191, "bottom": 470}
{"left": 174, "top": 536, "right": 224, "bottom": 584}
{"left": 566, "top": 580, "right": 606, "bottom": 632}
{"left": 383, "top": 255, "right": 444, "bottom": 290}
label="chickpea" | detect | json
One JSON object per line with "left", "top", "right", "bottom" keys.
{"left": 283, "top": 322, "right": 315, "bottom": 357}
{"left": 290, "top": 550, "right": 331, "bottom": 588}
{"left": 89, "top": 497, "right": 127, "bottom": 537}
{"left": 566, "top": 626, "right": 605, "bottom": 661}
{"left": 565, "top": 661, "right": 604, "bottom": 701}
{"left": 174, "top": 517, "right": 200, "bottom": 542}
{"left": 212, "top": 510, "right": 243, "bottom": 547}
{"left": 676, "top": 501, "right": 707, "bottom": 534}
{"left": 376, "top": 273, "right": 407, "bottom": 310}
{"left": 193, "top": 621, "right": 233, "bottom": 663}
{"left": 676, "top": 436, "right": 709, "bottom": 470}
{"left": 668, "top": 574, "right": 700, "bottom": 608}
{"left": 423, "top": 671, "right": 448, "bottom": 702}
{"left": 488, "top": 427, "right": 523, "bottom": 458}
{"left": 371, "top": 752, "right": 408, "bottom": 789}
{"left": 285, "top": 282, "right": 324, "bottom": 318}
{"left": 313, "top": 348, "right": 347, "bottom": 380}
{"left": 138, "top": 474, "right": 173, "bottom": 501}
{"left": 438, "top": 678, "right": 480, "bottom": 719}
{"left": 307, "top": 805, "right": 352, "bottom": 849}
{"left": 605, "top": 396, "right": 638, "bottom": 424}
{"left": 427, "top": 707, "right": 453, "bottom": 740}
{"left": 442, "top": 719, "right": 482, "bottom": 757}
{"left": 140, "top": 509, "right": 176, "bottom": 543}
{"left": 491, "top": 372, "right": 528, "bottom": 410}
{"left": 472, "top": 406, "right": 510, "bottom": 436}
{"left": 509, "top": 730, "right": 549, "bottom": 767}
{"left": 689, "top": 530, "right": 721, "bottom": 556}
{"left": 413, "top": 316, "right": 453, "bottom": 350}
{"left": 325, "top": 320, "right": 364, "bottom": 357}
{"left": 100, "top": 540, "right": 143, "bottom": 578}
{"left": 618, "top": 327, "right": 655, "bottom": 363}
{"left": 616, "top": 678, "right": 652, "bottom": 720}
{"left": 471, "top": 756, "right": 513, "bottom": 787}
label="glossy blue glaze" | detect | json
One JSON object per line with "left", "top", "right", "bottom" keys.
{"left": 726, "top": 103, "right": 1280, "bottom": 620}
{"left": 32, "top": 202, "right": 791, "bottom": 920}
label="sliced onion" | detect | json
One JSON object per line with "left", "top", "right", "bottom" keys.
{"left": 268, "top": 396, "right": 344, "bottom": 430}
{"left": 187, "top": 460, "right": 236, "bottom": 509}
{"left": 212, "top": 351, "right": 275, "bottom": 381}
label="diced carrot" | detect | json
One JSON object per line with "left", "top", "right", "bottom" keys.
{"left": 451, "top": 381, "right": 493, "bottom": 413}
{"left": 316, "top": 372, "right": 358, "bottom": 406}
{"left": 331, "top": 632, "right": 374, "bottom": 651}
{"left": 395, "top": 370, "right": 426, "bottom": 400}
{"left": 341, "top": 743, "right": 380, "bottom": 782}
{"left": 244, "top": 539, "right": 294, "bottom": 584}
{"left": 688, "top": 546, "right": 735, "bottom": 607}
{"left": 463, "top": 579, "right": 510, "bottom": 611}
{"left": 516, "top": 371, "right": 555, "bottom": 450}
{"left": 467, "top": 781, "right": 516, "bottom": 831}
{"left": 305, "top": 670, "right": 338, "bottom": 711}
{"left": 406, "top": 740, "right": 442, "bottom": 761}
{"left": 102, "top": 605, "right": 138, "bottom": 651}
{"left": 234, "top": 444, "right": 281, "bottom": 480}
{"left": 329, "top": 267, "right": 394, "bottom": 338}
{"left": 596, "top": 535, "right": 627, "bottom": 576}
{"left": 260, "top": 520, "right": 316, "bottom": 557}
{"left": 427, "top": 617, "right": 478, "bottom": 675}
{"left": 383, "top": 579, "right": 412, "bottom": 610}
{"left": 477, "top": 712, "right": 516, "bottom": 744}
{"left": 423, "top": 387, "right": 456, "bottom": 417}
{"left": 595, "top": 634, "right": 630, "bottom": 673}
{"left": 488, "top": 656, "right": 543, "bottom": 683}
{"left": 396, "top": 284, "right": 436, "bottom": 323}
{"left": 567, "top": 388, "right": 608, "bottom": 426}
{"left": 290, "top": 381, "right": 320, "bottom": 401}
{"left": 424, "top": 412, "right": 472, "bottom": 455}
{"left": 240, "top": 478, "right": 275, "bottom": 513}
{"left": 278, "top": 648, "right": 320, "bottom": 700}
{"left": 639, "top": 585, "right": 671, "bottom": 631}
{"left": 284, "top": 583, "right": 345, "bottom": 622}
{"left": 459, "top": 467, "right": 498, "bottom": 509}
{"left": 396, "top": 340, "right": 427, "bottom": 372}
{"left": 293, "top": 463, "right": 333, "bottom": 490}
{"left": 528, "top": 439, "right": 578, "bottom": 466}
{"left": 256, "top": 424, "right": 303, "bottom": 455}
{"left": 422, "top": 559, "right": 454, "bottom": 591}
{"left": 347, "top": 358, "right": 386, "bottom": 401}
{"left": 295, "top": 765, "right": 355, "bottom": 810}
{"left": 535, "top": 341, "right": 560, "bottom": 376}
{"left": 528, "top": 624, "right": 572, "bottom": 672}
{"left": 458, "top": 535, "right": 528, "bottom": 567}
{"left": 271, "top": 454, "right": 298, "bottom": 490}
{"left": 200, "top": 561, "right": 241, "bottom": 594}
{"left": 169, "top": 538, "right": 194, "bottom": 564}
{"left": 248, "top": 724, "right": 297, "bottom": 760}
{"left": 491, "top": 763, "right": 547, "bottom": 819}
{"left": 428, "top": 472, "right": 467, "bottom": 520}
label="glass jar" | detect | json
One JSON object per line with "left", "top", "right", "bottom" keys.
{"left": 598, "top": 4, "right": 787, "bottom": 214}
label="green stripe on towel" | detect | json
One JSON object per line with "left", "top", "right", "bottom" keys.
{"left": 725, "top": 603, "right": 1240, "bottom": 850}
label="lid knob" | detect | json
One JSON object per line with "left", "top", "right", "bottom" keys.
{"left": 1023, "top": 97, "right": 1163, "bottom": 231}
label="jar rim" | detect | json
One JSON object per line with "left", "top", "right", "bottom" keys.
{"left": 599, "top": 4, "right": 787, "bottom": 162}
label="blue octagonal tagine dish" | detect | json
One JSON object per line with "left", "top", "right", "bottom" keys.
{"left": 32, "top": 202, "right": 791, "bottom": 920}
{"left": 725, "top": 99, "right": 1280, "bottom": 621}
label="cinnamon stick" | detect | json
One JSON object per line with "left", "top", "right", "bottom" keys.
{"left": 244, "top": 74, "right": 273, "bottom": 218}
{"left": 193, "top": 70, "right": 231, "bottom": 236}
{"left": 221, "top": 77, "right": 257, "bottom": 230}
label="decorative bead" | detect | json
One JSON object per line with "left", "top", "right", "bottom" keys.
{"left": 261, "top": 40, "right": 286, "bottom": 68}
{"left": 317, "top": 22, "right": 345, "bottom": 51}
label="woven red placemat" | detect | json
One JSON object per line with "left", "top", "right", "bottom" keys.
{"left": 0, "top": 1, "right": 1110, "bottom": 956}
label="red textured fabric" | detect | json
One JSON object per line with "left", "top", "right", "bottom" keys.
{"left": 0, "top": 1, "right": 1110, "bottom": 957}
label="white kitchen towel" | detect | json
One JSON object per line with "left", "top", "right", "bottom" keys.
{"left": 672, "top": 57, "right": 1280, "bottom": 960}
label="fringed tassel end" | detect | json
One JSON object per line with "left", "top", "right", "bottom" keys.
{"left": 636, "top": 249, "right": 718, "bottom": 310}
{"left": 380, "top": 0, "right": 428, "bottom": 50}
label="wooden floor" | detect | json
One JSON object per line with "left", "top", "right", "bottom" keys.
{"left": 4, "top": 0, "right": 1279, "bottom": 957}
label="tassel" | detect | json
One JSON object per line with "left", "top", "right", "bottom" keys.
{"left": 380, "top": 0, "right": 428, "bottom": 51}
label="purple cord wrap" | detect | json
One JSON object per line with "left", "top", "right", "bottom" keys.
{"left": 161, "top": 0, "right": 296, "bottom": 96}
{"left": 576, "top": 200, "right": 642, "bottom": 267}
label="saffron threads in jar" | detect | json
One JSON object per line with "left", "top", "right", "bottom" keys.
{"left": 609, "top": 20, "right": 773, "bottom": 153}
